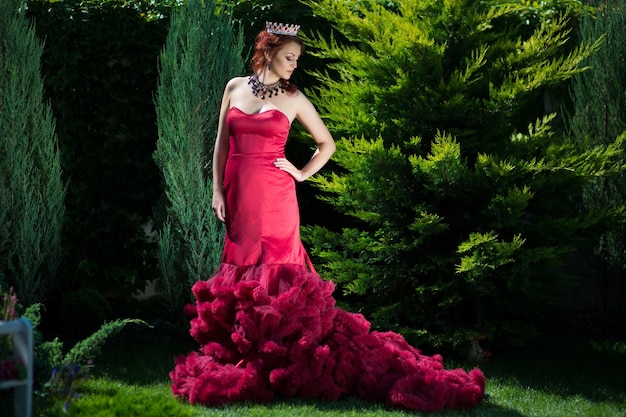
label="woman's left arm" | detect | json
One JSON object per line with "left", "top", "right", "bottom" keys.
{"left": 274, "top": 94, "right": 336, "bottom": 182}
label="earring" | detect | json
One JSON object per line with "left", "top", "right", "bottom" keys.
{"left": 268, "top": 62, "right": 272, "bottom": 71}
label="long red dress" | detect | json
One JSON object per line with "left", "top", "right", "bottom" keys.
{"left": 169, "top": 106, "right": 486, "bottom": 412}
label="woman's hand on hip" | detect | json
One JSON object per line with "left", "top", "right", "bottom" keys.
{"left": 273, "top": 158, "right": 304, "bottom": 182}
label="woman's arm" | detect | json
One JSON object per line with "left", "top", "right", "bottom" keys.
{"left": 273, "top": 93, "right": 336, "bottom": 182}
{"left": 211, "top": 79, "right": 235, "bottom": 222}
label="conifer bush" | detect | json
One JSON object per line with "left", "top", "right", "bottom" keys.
{"left": 0, "top": 0, "right": 65, "bottom": 305}
{"left": 564, "top": 0, "right": 626, "bottom": 331}
{"left": 302, "top": 0, "right": 625, "bottom": 349}
{"left": 154, "top": 0, "right": 244, "bottom": 313}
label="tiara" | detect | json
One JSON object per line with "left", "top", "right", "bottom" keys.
{"left": 266, "top": 21, "right": 300, "bottom": 36}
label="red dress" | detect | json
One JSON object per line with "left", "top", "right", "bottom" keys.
{"left": 169, "top": 106, "right": 485, "bottom": 411}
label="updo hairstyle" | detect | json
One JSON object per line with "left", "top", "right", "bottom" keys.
{"left": 250, "top": 30, "right": 304, "bottom": 94}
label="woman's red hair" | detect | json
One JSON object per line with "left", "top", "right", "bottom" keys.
{"left": 250, "top": 30, "right": 304, "bottom": 94}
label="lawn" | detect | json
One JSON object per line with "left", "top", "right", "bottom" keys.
{"left": 35, "top": 323, "right": 626, "bottom": 417}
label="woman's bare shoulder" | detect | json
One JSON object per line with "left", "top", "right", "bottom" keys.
{"left": 291, "top": 89, "right": 318, "bottom": 113}
{"left": 225, "top": 76, "right": 249, "bottom": 91}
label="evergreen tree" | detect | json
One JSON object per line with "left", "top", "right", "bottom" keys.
{"left": 302, "top": 0, "right": 624, "bottom": 348}
{"left": 154, "top": 0, "right": 244, "bottom": 314}
{"left": 0, "top": 0, "right": 65, "bottom": 305}
{"left": 567, "top": 1, "right": 626, "bottom": 143}
{"left": 564, "top": 0, "right": 626, "bottom": 329}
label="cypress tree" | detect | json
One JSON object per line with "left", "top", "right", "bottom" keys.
{"left": 0, "top": 0, "right": 65, "bottom": 305}
{"left": 567, "top": 1, "right": 626, "bottom": 143}
{"left": 154, "top": 0, "right": 244, "bottom": 313}
{"left": 302, "top": 0, "right": 624, "bottom": 348}
{"left": 564, "top": 0, "right": 626, "bottom": 329}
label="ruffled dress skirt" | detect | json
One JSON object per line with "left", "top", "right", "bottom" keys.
{"left": 170, "top": 262, "right": 485, "bottom": 411}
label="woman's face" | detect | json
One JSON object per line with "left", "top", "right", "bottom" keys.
{"left": 269, "top": 41, "right": 301, "bottom": 80}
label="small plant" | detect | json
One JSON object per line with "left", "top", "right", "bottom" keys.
{"left": 1, "top": 286, "right": 19, "bottom": 321}
{"left": 31, "top": 316, "right": 149, "bottom": 413}
{"left": 6, "top": 293, "right": 150, "bottom": 414}
{"left": 1, "top": 286, "right": 23, "bottom": 379}
{"left": 45, "top": 361, "right": 92, "bottom": 414}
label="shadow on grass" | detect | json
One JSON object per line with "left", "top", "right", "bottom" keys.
{"left": 270, "top": 395, "right": 526, "bottom": 416}
{"left": 178, "top": 394, "right": 525, "bottom": 417}
{"left": 93, "top": 321, "right": 196, "bottom": 385}
{"left": 93, "top": 323, "right": 626, "bottom": 415}
{"left": 478, "top": 330, "right": 626, "bottom": 406}
{"left": 94, "top": 322, "right": 529, "bottom": 416}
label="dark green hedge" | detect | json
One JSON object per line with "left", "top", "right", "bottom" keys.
{"left": 26, "top": 0, "right": 174, "bottom": 325}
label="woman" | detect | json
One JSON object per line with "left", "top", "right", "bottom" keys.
{"left": 170, "top": 22, "right": 485, "bottom": 412}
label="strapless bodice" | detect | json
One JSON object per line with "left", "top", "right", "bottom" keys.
{"left": 226, "top": 107, "right": 290, "bottom": 156}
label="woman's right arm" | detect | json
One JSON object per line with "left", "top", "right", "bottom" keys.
{"left": 211, "top": 79, "right": 235, "bottom": 222}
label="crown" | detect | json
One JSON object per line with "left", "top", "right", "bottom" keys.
{"left": 266, "top": 21, "right": 300, "bottom": 36}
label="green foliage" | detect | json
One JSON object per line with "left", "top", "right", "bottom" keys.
{"left": 565, "top": 0, "right": 626, "bottom": 272}
{"left": 0, "top": 0, "right": 65, "bottom": 306}
{"left": 216, "top": 0, "right": 320, "bottom": 50}
{"left": 40, "top": 319, "right": 148, "bottom": 414}
{"left": 25, "top": 0, "right": 173, "bottom": 301}
{"left": 20, "top": 303, "right": 146, "bottom": 375}
{"left": 154, "top": 0, "right": 244, "bottom": 313}
{"left": 567, "top": 1, "right": 626, "bottom": 142}
{"left": 304, "top": 0, "right": 598, "bottom": 148}
{"left": 62, "top": 319, "right": 148, "bottom": 366}
{"left": 303, "top": 0, "right": 625, "bottom": 349}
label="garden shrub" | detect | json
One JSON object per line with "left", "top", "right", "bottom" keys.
{"left": 1, "top": 0, "right": 65, "bottom": 306}
{"left": 154, "top": 0, "right": 244, "bottom": 313}
{"left": 302, "top": 0, "right": 625, "bottom": 350}
{"left": 34, "top": 317, "right": 149, "bottom": 414}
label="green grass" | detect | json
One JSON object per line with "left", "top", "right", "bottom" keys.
{"left": 36, "top": 324, "right": 626, "bottom": 417}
